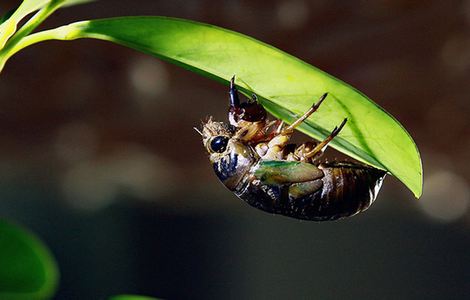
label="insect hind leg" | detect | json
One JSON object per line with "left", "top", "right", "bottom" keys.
{"left": 305, "top": 118, "right": 347, "bottom": 160}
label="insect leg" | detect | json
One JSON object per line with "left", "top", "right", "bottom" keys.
{"left": 252, "top": 119, "right": 284, "bottom": 143}
{"left": 229, "top": 75, "right": 267, "bottom": 126}
{"left": 275, "top": 120, "right": 284, "bottom": 134}
{"left": 281, "top": 93, "right": 328, "bottom": 135}
{"left": 305, "top": 118, "right": 348, "bottom": 159}
{"left": 228, "top": 76, "right": 242, "bottom": 126}
{"left": 229, "top": 75, "right": 240, "bottom": 107}
{"left": 262, "top": 94, "right": 328, "bottom": 160}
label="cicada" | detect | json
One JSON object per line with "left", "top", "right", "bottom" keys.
{"left": 198, "top": 76, "right": 386, "bottom": 221}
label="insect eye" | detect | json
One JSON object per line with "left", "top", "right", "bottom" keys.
{"left": 210, "top": 136, "right": 229, "bottom": 153}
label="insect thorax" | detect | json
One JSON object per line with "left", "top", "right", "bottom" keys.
{"left": 212, "top": 140, "right": 257, "bottom": 191}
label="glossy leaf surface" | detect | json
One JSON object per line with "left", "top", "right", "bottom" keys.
{"left": 16, "top": 17, "right": 423, "bottom": 197}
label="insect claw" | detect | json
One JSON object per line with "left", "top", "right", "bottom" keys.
{"left": 337, "top": 118, "right": 348, "bottom": 132}
{"left": 332, "top": 119, "right": 347, "bottom": 135}
{"left": 312, "top": 92, "right": 328, "bottom": 110}
{"left": 230, "top": 75, "right": 236, "bottom": 88}
{"left": 250, "top": 93, "right": 258, "bottom": 103}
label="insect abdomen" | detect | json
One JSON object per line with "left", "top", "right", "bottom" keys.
{"left": 236, "top": 162, "right": 386, "bottom": 221}
{"left": 313, "top": 162, "right": 386, "bottom": 220}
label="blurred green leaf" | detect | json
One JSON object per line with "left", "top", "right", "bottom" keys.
{"left": 109, "top": 295, "right": 160, "bottom": 300}
{"left": 0, "top": 219, "right": 58, "bottom": 300}
{"left": 8, "top": 16, "right": 423, "bottom": 197}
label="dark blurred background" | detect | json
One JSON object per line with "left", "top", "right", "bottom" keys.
{"left": 0, "top": 0, "right": 469, "bottom": 299}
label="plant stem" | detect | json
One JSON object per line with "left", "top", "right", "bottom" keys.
{"left": 0, "top": 21, "right": 87, "bottom": 72}
{"left": 0, "top": 3, "right": 61, "bottom": 54}
{"left": 0, "top": 1, "right": 76, "bottom": 73}
{"left": 0, "top": 0, "right": 51, "bottom": 49}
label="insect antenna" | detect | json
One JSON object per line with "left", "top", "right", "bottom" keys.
{"left": 193, "top": 127, "right": 203, "bottom": 136}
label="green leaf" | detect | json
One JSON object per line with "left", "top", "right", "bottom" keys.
{"left": 0, "top": 7, "right": 17, "bottom": 26}
{"left": 0, "top": 0, "right": 93, "bottom": 49}
{"left": 0, "top": 0, "right": 50, "bottom": 48}
{"left": 7, "top": 17, "right": 423, "bottom": 197}
{"left": 109, "top": 295, "right": 160, "bottom": 300}
{"left": 60, "top": 0, "right": 96, "bottom": 7}
{"left": 0, "top": 219, "right": 59, "bottom": 300}
{"left": 8, "top": 0, "right": 93, "bottom": 14}
{"left": 8, "top": 0, "right": 51, "bottom": 18}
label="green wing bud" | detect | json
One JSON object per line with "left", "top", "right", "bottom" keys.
{"left": 253, "top": 160, "right": 324, "bottom": 185}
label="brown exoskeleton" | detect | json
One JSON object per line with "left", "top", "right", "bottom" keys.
{"left": 198, "top": 76, "right": 386, "bottom": 221}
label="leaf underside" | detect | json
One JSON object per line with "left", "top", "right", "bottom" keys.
{"left": 40, "top": 17, "right": 423, "bottom": 197}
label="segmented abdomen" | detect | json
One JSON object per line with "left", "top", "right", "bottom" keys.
{"left": 314, "top": 162, "right": 385, "bottom": 220}
{"left": 236, "top": 162, "right": 386, "bottom": 221}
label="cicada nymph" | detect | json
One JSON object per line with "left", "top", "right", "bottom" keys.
{"left": 198, "top": 76, "right": 386, "bottom": 221}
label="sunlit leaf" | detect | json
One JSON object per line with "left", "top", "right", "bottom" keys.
{"left": 0, "top": 0, "right": 50, "bottom": 48}
{"left": 0, "top": 219, "right": 59, "bottom": 300}
{"left": 13, "top": 0, "right": 94, "bottom": 13}
{"left": 0, "top": 7, "right": 17, "bottom": 26}
{"left": 0, "top": 0, "right": 94, "bottom": 49}
{"left": 9, "top": 0, "right": 50, "bottom": 18}
{"left": 10, "top": 17, "right": 423, "bottom": 197}
{"left": 60, "top": 0, "right": 96, "bottom": 7}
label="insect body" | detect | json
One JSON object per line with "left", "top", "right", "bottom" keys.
{"left": 199, "top": 76, "right": 386, "bottom": 221}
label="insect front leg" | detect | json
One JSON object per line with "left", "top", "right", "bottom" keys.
{"left": 250, "top": 119, "right": 284, "bottom": 144}
{"left": 228, "top": 76, "right": 241, "bottom": 126}
{"left": 228, "top": 75, "right": 266, "bottom": 126}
